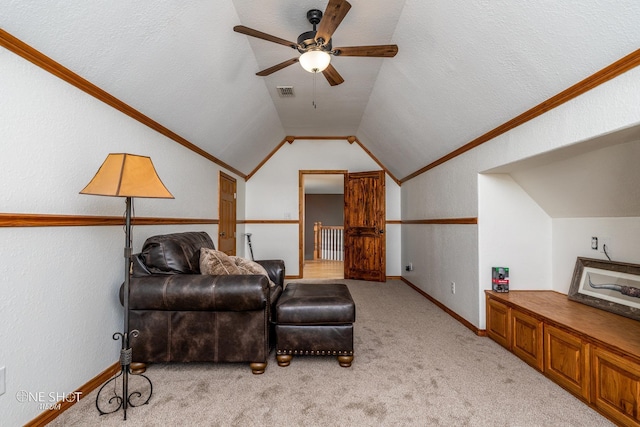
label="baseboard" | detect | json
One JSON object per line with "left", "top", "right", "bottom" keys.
{"left": 25, "top": 362, "right": 120, "bottom": 427}
{"left": 400, "top": 277, "right": 486, "bottom": 337}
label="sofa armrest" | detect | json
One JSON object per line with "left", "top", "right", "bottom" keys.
{"left": 256, "top": 259, "right": 285, "bottom": 287}
{"left": 124, "top": 274, "right": 269, "bottom": 311}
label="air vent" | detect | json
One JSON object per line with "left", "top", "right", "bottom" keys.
{"left": 276, "top": 86, "right": 295, "bottom": 97}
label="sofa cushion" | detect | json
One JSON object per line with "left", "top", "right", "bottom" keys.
{"left": 140, "top": 231, "right": 215, "bottom": 274}
{"left": 231, "top": 256, "right": 277, "bottom": 288}
{"left": 200, "top": 248, "right": 242, "bottom": 275}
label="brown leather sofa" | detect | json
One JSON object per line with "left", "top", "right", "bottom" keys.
{"left": 123, "top": 231, "right": 284, "bottom": 374}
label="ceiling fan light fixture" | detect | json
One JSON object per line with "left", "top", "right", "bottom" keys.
{"left": 299, "top": 50, "right": 331, "bottom": 73}
{"left": 234, "top": 1, "right": 398, "bottom": 85}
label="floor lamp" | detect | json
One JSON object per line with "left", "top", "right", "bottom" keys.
{"left": 80, "top": 153, "right": 173, "bottom": 420}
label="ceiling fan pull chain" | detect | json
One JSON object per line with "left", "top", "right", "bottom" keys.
{"left": 313, "top": 72, "right": 317, "bottom": 109}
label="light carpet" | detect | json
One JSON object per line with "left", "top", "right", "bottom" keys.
{"left": 50, "top": 279, "right": 612, "bottom": 426}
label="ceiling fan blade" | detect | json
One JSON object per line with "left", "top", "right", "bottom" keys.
{"left": 315, "top": 0, "right": 352, "bottom": 45}
{"left": 234, "top": 25, "right": 297, "bottom": 49}
{"left": 256, "top": 58, "right": 299, "bottom": 76}
{"left": 322, "top": 63, "right": 345, "bottom": 86}
{"left": 333, "top": 45, "right": 399, "bottom": 57}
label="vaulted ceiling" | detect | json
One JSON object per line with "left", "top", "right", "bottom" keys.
{"left": 2, "top": 1, "right": 639, "bottom": 180}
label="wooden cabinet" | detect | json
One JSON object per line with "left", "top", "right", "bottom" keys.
{"left": 512, "top": 309, "right": 543, "bottom": 371}
{"left": 486, "top": 290, "right": 640, "bottom": 427}
{"left": 486, "top": 297, "right": 510, "bottom": 349}
{"left": 544, "top": 324, "right": 590, "bottom": 401}
{"left": 592, "top": 347, "right": 640, "bottom": 427}
{"left": 486, "top": 294, "right": 543, "bottom": 371}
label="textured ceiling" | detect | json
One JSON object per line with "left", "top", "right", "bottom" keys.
{"left": 2, "top": 1, "right": 640, "bottom": 179}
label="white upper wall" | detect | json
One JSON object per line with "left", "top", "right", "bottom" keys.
{"left": 478, "top": 174, "right": 552, "bottom": 292}
{"left": 245, "top": 139, "right": 401, "bottom": 276}
{"left": 553, "top": 217, "right": 640, "bottom": 294}
{"left": 246, "top": 140, "right": 381, "bottom": 219}
{"left": 0, "top": 51, "right": 230, "bottom": 220}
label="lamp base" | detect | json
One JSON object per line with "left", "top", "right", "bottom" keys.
{"left": 95, "top": 332, "right": 152, "bottom": 420}
{"left": 130, "top": 362, "right": 147, "bottom": 375}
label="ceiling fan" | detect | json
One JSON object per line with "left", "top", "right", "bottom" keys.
{"left": 233, "top": 0, "right": 398, "bottom": 86}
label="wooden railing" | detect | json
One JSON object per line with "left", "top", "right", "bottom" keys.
{"left": 313, "top": 222, "right": 344, "bottom": 261}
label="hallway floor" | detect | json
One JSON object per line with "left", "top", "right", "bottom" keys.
{"left": 302, "top": 260, "right": 344, "bottom": 279}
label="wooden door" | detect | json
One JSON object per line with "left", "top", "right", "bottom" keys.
{"left": 218, "top": 172, "right": 236, "bottom": 255}
{"left": 344, "top": 170, "right": 385, "bottom": 281}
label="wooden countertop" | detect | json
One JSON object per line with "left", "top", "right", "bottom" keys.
{"left": 486, "top": 290, "right": 640, "bottom": 359}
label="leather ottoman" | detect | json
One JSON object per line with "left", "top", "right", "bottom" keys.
{"left": 275, "top": 283, "right": 355, "bottom": 367}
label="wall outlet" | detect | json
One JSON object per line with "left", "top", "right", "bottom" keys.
{"left": 451, "top": 282, "right": 456, "bottom": 294}
{"left": 405, "top": 263, "right": 413, "bottom": 271}
{"left": 0, "top": 366, "right": 5, "bottom": 396}
{"left": 591, "top": 236, "right": 598, "bottom": 250}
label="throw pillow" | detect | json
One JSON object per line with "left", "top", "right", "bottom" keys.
{"left": 231, "top": 256, "right": 277, "bottom": 288}
{"left": 200, "top": 247, "right": 242, "bottom": 275}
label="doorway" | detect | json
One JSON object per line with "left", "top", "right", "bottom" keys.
{"left": 299, "top": 170, "right": 346, "bottom": 279}
{"left": 218, "top": 172, "right": 236, "bottom": 255}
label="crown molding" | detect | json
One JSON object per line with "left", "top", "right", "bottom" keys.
{"left": 246, "top": 135, "right": 401, "bottom": 185}
{"left": 6, "top": 28, "right": 631, "bottom": 188}
{"left": 401, "top": 48, "right": 640, "bottom": 183}
{"left": 0, "top": 29, "right": 246, "bottom": 179}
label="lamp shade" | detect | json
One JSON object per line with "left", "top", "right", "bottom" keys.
{"left": 80, "top": 153, "right": 174, "bottom": 198}
{"left": 299, "top": 50, "right": 331, "bottom": 73}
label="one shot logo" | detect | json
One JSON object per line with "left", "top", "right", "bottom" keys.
{"left": 16, "top": 390, "right": 82, "bottom": 410}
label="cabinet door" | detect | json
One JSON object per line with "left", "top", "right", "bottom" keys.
{"left": 486, "top": 297, "right": 511, "bottom": 349}
{"left": 511, "top": 309, "right": 543, "bottom": 371}
{"left": 592, "top": 346, "right": 640, "bottom": 427}
{"left": 544, "top": 325, "right": 589, "bottom": 401}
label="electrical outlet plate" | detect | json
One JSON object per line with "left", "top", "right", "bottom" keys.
{"left": 451, "top": 282, "right": 455, "bottom": 294}
{"left": 0, "top": 366, "right": 5, "bottom": 396}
